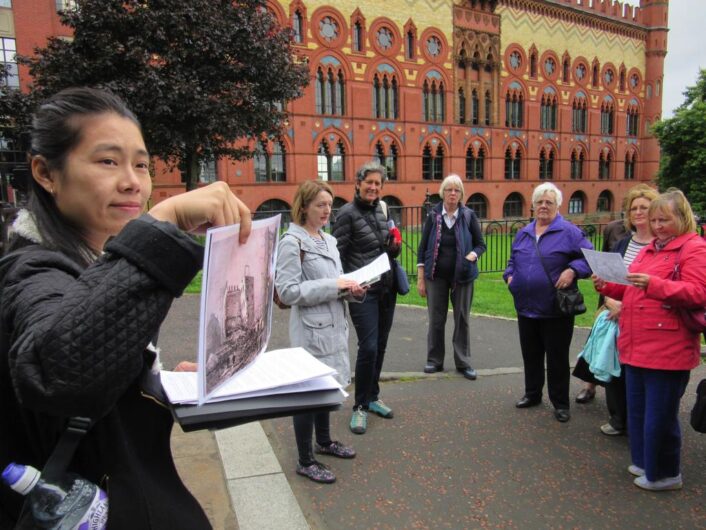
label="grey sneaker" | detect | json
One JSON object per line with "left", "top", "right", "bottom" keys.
{"left": 600, "top": 423, "right": 625, "bottom": 436}
{"left": 350, "top": 407, "right": 367, "bottom": 434}
{"left": 368, "top": 399, "right": 394, "bottom": 418}
{"left": 628, "top": 464, "right": 645, "bottom": 477}
{"left": 633, "top": 474, "right": 682, "bottom": 491}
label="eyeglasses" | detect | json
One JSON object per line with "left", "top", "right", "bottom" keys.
{"left": 444, "top": 189, "right": 461, "bottom": 194}
{"left": 534, "top": 200, "right": 556, "bottom": 206}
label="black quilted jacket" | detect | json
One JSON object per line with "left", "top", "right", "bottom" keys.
{"left": 332, "top": 194, "right": 400, "bottom": 292}
{"left": 0, "top": 215, "right": 210, "bottom": 529}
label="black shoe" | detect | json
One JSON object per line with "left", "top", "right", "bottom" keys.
{"left": 554, "top": 409, "right": 571, "bottom": 422}
{"left": 515, "top": 395, "right": 542, "bottom": 408}
{"left": 457, "top": 367, "right": 477, "bottom": 380}
{"left": 423, "top": 363, "right": 443, "bottom": 373}
{"left": 575, "top": 388, "right": 596, "bottom": 404}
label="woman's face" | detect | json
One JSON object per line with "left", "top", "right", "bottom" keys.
{"left": 304, "top": 190, "right": 333, "bottom": 231}
{"left": 45, "top": 113, "right": 151, "bottom": 250}
{"left": 442, "top": 183, "right": 462, "bottom": 210}
{"left": 628, "top": 197, "right": 651, "bottom": 231}
{"left": 650, "top": 206, "right": 680, "bottom": 241}
{"left": 534, "top": 192, "right": 558, "bottom": 224}
{"left": 356, "top": 171, "right": 383, "bottom": 204}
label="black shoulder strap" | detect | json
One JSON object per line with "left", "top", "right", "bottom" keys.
{"left": 532, "top": 236, "right": 556, "bottom": 290}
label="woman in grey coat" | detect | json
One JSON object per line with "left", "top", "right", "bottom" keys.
{"left": 275, "top": 180, "right": 365, "bottom": 484}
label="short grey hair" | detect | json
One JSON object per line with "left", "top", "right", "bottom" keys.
{"left": 532, "top": 182, "right": 563, "bottom": 207}
{"left": 439, "top": 174, "right": 465, "bottom": 202}
{"left": 355, "top": 161, "right": 387, "bottom": 183}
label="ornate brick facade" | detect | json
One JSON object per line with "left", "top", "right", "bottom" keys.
{"left": 1, "top": 0, "right": 667, "bottom": 220}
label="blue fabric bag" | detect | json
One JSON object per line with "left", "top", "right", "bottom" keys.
{"left": 576, "top": 310, "right": 620, "bottom": 382}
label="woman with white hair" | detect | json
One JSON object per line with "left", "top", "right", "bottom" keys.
{"left": 417, "top": 174, "right": 486, "bottom": 379}
{"left": 503, "top": 182, "right": 593, "bottom": 422}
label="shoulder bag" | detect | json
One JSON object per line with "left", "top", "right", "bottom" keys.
{"left": 691, "top": 378, "right": 706, "bottom": 433}
{"left": 533, "top": 237, "right": 586, "bottom": 316}
{"left": 670, "top": 246, "right": 706, "bottom": 334}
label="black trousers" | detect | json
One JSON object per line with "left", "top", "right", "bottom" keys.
{"left": 292, "top": 411, "right": 331, "bottom": 465}
{"left": 606, "top": 367, "right": 628, "bottom": 431}
{"left": 517, "top": 315, "right": 575, "bottom": 410}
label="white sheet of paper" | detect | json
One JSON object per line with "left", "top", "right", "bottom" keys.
{"left": 581, "top": 248, "right": 630, "bottom": 285}
{"left": 162, "top": 347, "right": 340, "bottom": 404}
{"left": 340, "top": 253, "right": 390, "bottom": 286}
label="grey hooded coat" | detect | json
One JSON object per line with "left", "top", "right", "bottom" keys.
{"left": 274, "top": 223, "right": 351, "bottom": 386}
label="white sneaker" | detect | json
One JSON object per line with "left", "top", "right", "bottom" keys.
{"left": 600, "top": 423, "right": 625, "bottom": 436}
{"left": 633, "top": 474, "right": 682, "bottom": 491}
{"left": 628, "top": 464, "right": 645, "bottom": 477}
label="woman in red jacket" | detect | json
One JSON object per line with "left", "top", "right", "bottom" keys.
{"left": 593, "top": 189, "right": 706, "bottom": 492}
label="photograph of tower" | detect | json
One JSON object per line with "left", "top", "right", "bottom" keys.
{"left": 199, "top": 216, "right": 281, "bottom": 398}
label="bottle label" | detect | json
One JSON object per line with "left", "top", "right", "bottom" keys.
{"left": 77, "top": 489, "right": 108, "bottom": 530}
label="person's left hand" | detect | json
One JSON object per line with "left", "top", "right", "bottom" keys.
{"left": 555, "top": 268, "right": 576, "bottom": 289}
{"left": 627, "top": 273, "right": 651, "bottom": 290}
{"left": 465, "top": 251, "right": 478, "bottom": 262}
{"left": 174, "top": 361, "right": 197, "bottom": 372}
{"left": 349, "top": 284, "right": 367, "bottom": 298}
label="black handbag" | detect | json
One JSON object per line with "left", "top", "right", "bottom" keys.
{"left": 690, "top": 378, "right": 706, "bottom": 433}
{"left": 532, "top": 238, "right": 586, "bottom": 316}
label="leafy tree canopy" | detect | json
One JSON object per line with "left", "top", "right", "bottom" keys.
{"left": 653, "top": 68, "right": 706, "bottom": 214}
{"left": 1, "top": 0, "right": 309, "bottom": 189}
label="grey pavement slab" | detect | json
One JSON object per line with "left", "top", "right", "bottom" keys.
{"left": 263, "top": 366, "right": 706, "bottom": 529}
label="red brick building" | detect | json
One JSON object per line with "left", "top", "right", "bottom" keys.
{"left": 0, "top": 0, "right": 667, "bottom": 220}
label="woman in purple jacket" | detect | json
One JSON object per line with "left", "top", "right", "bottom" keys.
{"left": 503, "top": 183, "right": 593, "bottom": 422}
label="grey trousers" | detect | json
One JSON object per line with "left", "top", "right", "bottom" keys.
{"left": 425, "top": 277, "right": 474, "bottom": 369}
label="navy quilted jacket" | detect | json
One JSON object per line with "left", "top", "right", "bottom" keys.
{"left": 0, "top": 214, "right": 210, "bottom": 529}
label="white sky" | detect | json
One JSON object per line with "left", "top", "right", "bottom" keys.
{"left": 661, "top": 0, "right": 706, "bottom": 117}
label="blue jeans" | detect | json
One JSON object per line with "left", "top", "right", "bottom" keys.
{"left": 625, "top": 365, "right": 690, "bottom": 481}
{"left": 348, "top": 289, "right": 397, "bottom": 409}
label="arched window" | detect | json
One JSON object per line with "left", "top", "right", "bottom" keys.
{"left": 625, "top": 151, "right": 636, "bottom": 180}
{"left": 626, "top": 105, "right": 639, "bottom": 137}
{"left": 316, "top": 66, "right": 345, "bottom": 115}
{"left": 292, "top": 10, "right": 303, "bottom": 43}
{"left": 373, "top": 73, "right": 399, "bottom": 119}
{"left": 467, "top": 193, "right": 488, "bottom": 219}
{"left": 597, "top": 190, "right": 612, "bottom": 212}
{"left": 570, "top": 149, "right": 584, "bottom": 180}
{"left": 619, "top": 67, "right": 626, "bottom": 92}
{"left": 458, "top": 88, "right": 466, "bottom": 124}
{"left": 375, "top": 141, "right": 399, "bottom": 181}
{"left": 422, "top": 144, "right": 432, "bottom": 180}
{"left": 254, "top": 140, "right": 287, "bottom": 183}
{"left": 529, "top": 50, "right": 538, "bottom": 78}
{"left": 352, "top": 21, "right": 363, "bottom": 52}
{"left": 433, "top": 145, "right": 444, "bottom": 180}
{"left": 601, "top": 100, "right": 614, "bottom": 135}
{"left": 465, "top": 146, "right": 485, "bottom": 180}
{"left": 592, "top": 62, "right": 599, "bottom": 87}
{"left": 599, "top": 150, "right": 612, "bottom": 180}
{"left": 317, "top": 140, "right": 345, "bottom": 181}
{"left": 562, "top": 56, "right": 570, "bottom": 83}
{"left": 568, "top": 192, "right": 585, "bottom": 215}
{"left": 471, "top": 89, "right": 479, "bottom": 125}
{"left": 539, "top": 148, "right": 554, "bottom": 180}
{"left": 484, "top": 90, "right": 492, "bottom": 126}
{"left": 406, "top": 30, "right": 415, "bottom": 60}
{"left": 505, "top": 89, "right": 524, "bottom": 128}
{"left": 540, "top": 94, "right": 557, "bottom": 130}
{"left": 572, "top": 96, "right": 587, "bottom": 133}
{"left": 423, "top": 79, "right": 445, "bottom": 122}
{"left": 504, "top": 147, "right": 521, "bottom": 180}
{"left": 503, "top": 192, "right": 524, "bottom": 218}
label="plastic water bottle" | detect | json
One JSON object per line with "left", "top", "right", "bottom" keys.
{"left": 1, "top": 463, "right": 108, "bottom": 529}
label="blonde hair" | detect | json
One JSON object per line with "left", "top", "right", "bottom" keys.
{"left": 439, "top": 174, "right": 465, "bottom": 202}
{"left": 648, "top": 188, "right": 697, "bottom": 236}
{"left": 622, "top": 183, "right": 659, "bottom": 232}
{"left": 291, "top": 180, "right": 334, "bottom": 226}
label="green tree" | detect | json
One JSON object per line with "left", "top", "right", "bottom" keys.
{"left": 0, "top": 0, "right": 308, "bottom": 190}
{"left": 653, "top": 68, "right": 706, "bottom": 214}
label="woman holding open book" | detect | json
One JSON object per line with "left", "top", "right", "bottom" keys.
{"left": 0, "top": 87, "right": 251, "bottom": 528}
{"left": 275, "top": 180, "right": 365, "bottom": 484}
